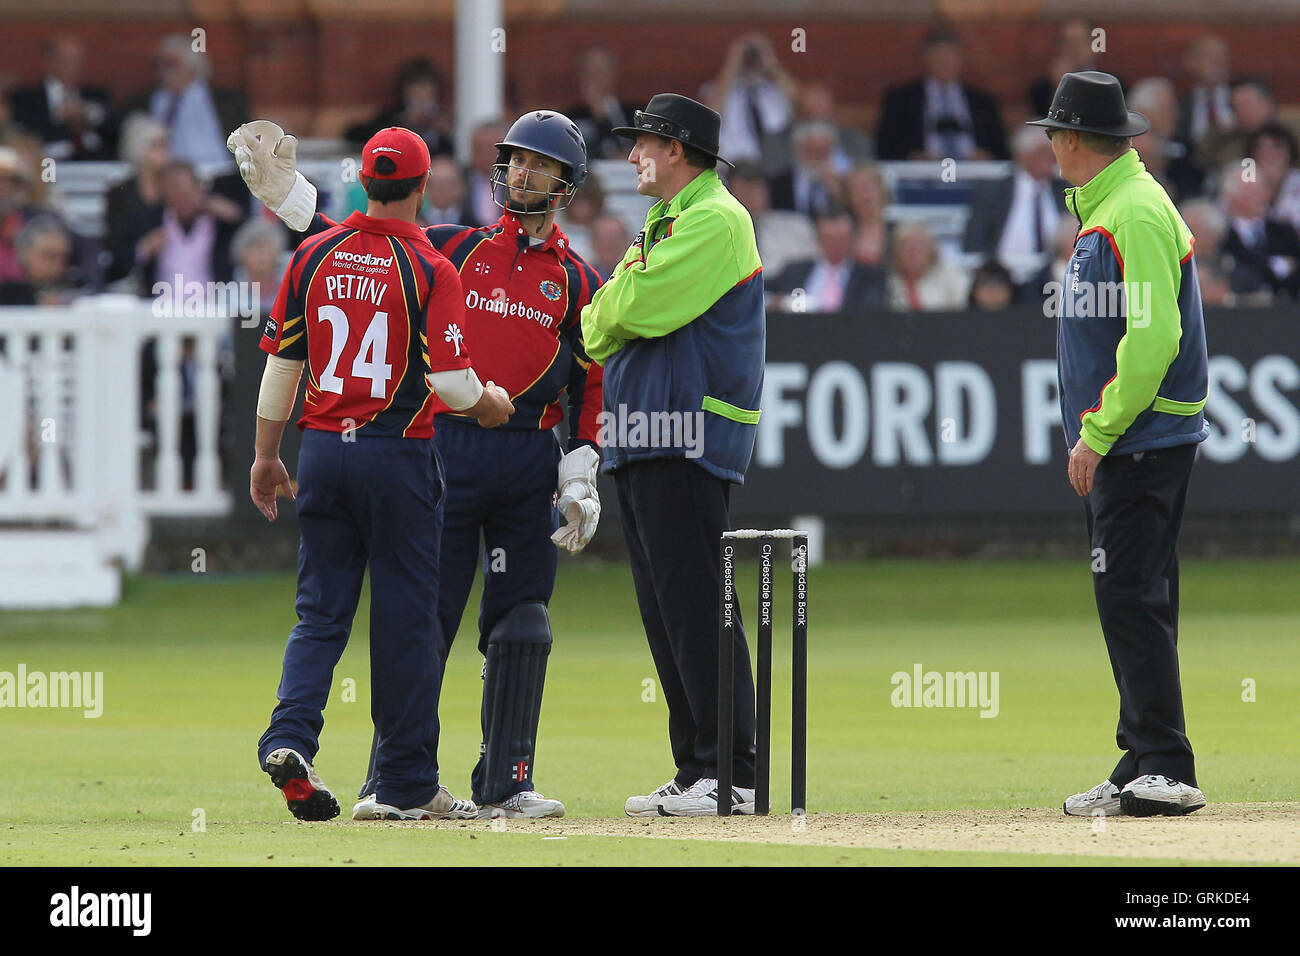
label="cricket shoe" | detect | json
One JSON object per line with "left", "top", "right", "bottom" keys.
{"left": 657, "top": 778, "right": 755, "bottom": 817}
{"left": 475, "top": 790, "right": 565, "bottom": 819}
{"left": 1120, "top": 775, "right": 1206, "bottom": 817}
{"left": 264, "top": 748, "right": 340, "bottom": 821}
{"left": 624, "top": 779, "right": 685, "bottom": 817}
{"left": 351, "top": 787, "right": 478, "bottom": 821}
{"left": 1063, "top": 779, "right": 1123, "bottom": 817}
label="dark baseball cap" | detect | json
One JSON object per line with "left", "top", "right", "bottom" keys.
{"left": 361, "top": 127, "right": 431, "bottom": 180}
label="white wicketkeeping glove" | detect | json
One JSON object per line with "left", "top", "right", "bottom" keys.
{"left": 551, "top": 445, "right": 601, "bottom": 553}
{"left": 226, "top": 119, "right": 317, "bottom": 231}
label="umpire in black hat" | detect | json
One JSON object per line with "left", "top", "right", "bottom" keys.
{"left": 582, "top": 93, "right": 768, "bottom": 817}
{"left": 1037, "top": 72, "right": 1211, "bottom": 820}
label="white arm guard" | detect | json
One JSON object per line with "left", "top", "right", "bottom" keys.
{"left": 275, "top": 172, "right": 318, "bottom": 233}
{"left": 257, "top": 355, "right": 304, "bottom": 421}
{"left": 427, "top": 366, "right": 485, "bottom": 411}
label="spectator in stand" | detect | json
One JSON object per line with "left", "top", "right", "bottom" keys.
{"left": 465, "top": 117, "right": 509, "bottom": 227}
{"left": 231, "top": 216, "right": 287, "bottom": 308}
{"left": 0, "top": 215, "right": 79, "bottom": 305}
{"left": 10, "top": 35, "right": 115, "bottom": 161}
{"left": 123, "top": 34, "right": 247, "bottom": 166}
{"left": 1178, "top": 35, "right": 1234, "bottom": 151}
{"left": 1197, "top": 259, "right": 1234, "bottom": 308}
{"left": 420, "top": 155, "right": 476, "bottom": 227}
{"left": 875, "top": 27, "right": 1008, "bottom": 161}
{"left": 1023, "top": 215, "right": 1081, "bottom": 305}
{"left": 968, "top": 259, "right": 1017, "bottom": 311}
{"left": 135, "top": 160, "right": 243, "bottom": 291}
{"left": 843, "top": 163, "right": 892, "bottom": 267}
{"left": 345, "top": 58, "right": 454, "bottom": 158}
{"left": 1198, "top": 77, "right": 1277, "bottom": 174}
{"left": 886, "top": 220, "right": 970, "bottom": 311}
{"left": 796, "top": 82, "right": 872, "bottom": 168}
{"left": 557, "top": 170, "right": 605, "bottom": 254}
{"left": 726, "top": 161, "right": 815, "bottom": 277}
{"left": 588, "top": 212, "right": 631, "bottom": 281}
{"left": 701, "top": 32, "right": 797, "bottom": 170}
{"left": 1248, "top": 123, "right": 1300, "bottom": 232}
{"left": 566, "top": 47, "right": 640, "bottom": 160}
{"left": 0, "top": 147, "right": 42, "bottom": 284}
{"left": 1178, "top": 198, "right": 1230, "bottom": 283}
{"left": 1027, "top": 17, "right": 1106, "bottom": 119}
{"left": 769, "top": 121, "right": 845, "bottom": 218}
{"left": 104, "top": 114, "right": 171, "bottom": 285}
{"left": 1218, "top": 167, "right": 1300, "bottom": 300}
{"left": 963, "top": 126, "right": 1067, "bottom": 264}
{"left": 768, "top": 206, "right": 884, "bottom": 314}
{"left": 1129, "top": 78, "right": 1204, "bottom": 202}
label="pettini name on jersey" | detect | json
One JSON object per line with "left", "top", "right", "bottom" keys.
{"left": 464, "top": 288, "right": 557, "bottom": 329}
{"left": 325, "top": 272, "right": 388, "bottom": 306}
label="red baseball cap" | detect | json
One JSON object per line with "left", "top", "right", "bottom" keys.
{"left": 361, "top": 127, "right": 431, "bottom": 180}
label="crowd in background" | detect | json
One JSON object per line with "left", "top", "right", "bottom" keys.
{"left": 1, "top": 23, "right": 1299, "bottom": 315}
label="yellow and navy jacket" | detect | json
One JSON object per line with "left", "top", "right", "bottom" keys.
{"left": 1057, "top": 149, "right": 1209, "bottom": 456}
{"left": 582, "top": 169, "right": 765, "bottom": 483}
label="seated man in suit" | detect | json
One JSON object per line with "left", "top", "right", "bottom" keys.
{"left": 875, "top": 27, "right": 1008, "bottom": 161}
{"left": 122, "top": 33, "right": 248, "bottom": 166}
{"left": 10, "top": 35, "right": 115, "bottom": 161}
{"left": 1219, "top": 167, "right": 1300, "bottom": 300}
{"left": 768, "top": 206, "right": 885, "bottom": 314}
{"left": 963, "top": 126, "right": 1067, "bottom": 262}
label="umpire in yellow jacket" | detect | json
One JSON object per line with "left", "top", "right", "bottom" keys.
{"left": 582, "top": 94, "right": 766, "bottom": 817}
{"left": 1032, "top": 73, "right": 1210, "bottom": 819}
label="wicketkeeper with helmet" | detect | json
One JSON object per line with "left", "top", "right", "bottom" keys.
{"left": 231, "top": 110, "right": 604, "bottom": 819}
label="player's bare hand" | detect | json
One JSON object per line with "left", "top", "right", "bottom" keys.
{"left": 470, "top": 381, "right": 514, "bottom": 428}
{"left": 1068, "top": 438, "right": 1103, "bottom": 497}
{"left": 250, "top": 456, "right": 295, "bottom": 521}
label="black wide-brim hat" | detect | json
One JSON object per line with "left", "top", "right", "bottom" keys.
{"left": 612, "top": 92, "right": 734, "bottom": 167}
{"left": 1026, "top": 71, "right": 1150, "bottom": 137}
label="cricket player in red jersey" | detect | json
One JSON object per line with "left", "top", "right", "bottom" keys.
{"left": 249, "top": 125, "right": 514, "bottom": 821}
{"left": 232, "top": 111, "right": 604, "bottom": 819}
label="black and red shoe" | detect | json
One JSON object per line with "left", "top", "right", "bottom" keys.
{"left": 264, "top": 748, "right": 340, "bottom": 821}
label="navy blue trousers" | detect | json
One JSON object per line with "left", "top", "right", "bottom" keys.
{"left": 614, "top": 457, "right": 757, "bottom": 788}
{"left": 258, "top": 428, "right": 445, "bottom": 810}
{"left": 1085, "top": 442, "right": 1198, "bottom": 788}
{"left": 359, "top": 418, "right": 561, "bottom": 802}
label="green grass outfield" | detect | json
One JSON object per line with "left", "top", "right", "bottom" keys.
{"left": 1, "top": 558, "right": 1296, "bottom": 866}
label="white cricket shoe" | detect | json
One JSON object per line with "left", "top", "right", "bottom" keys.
{"left": 1120, "top": 775, "right": 1206, "bottom": 816}
{"left": 657, "top": 777, "right": 755, "bottom": 817}
{"left": 475, "top": 790, "right": 565, "bottom": 819}
{"left": 351, "top": 786, "right": 478, "bottom": 821}
{"left": 624, "top": 779, "right": 685, "bottom": 817}
{"left": 264, "top": 747, "right": 340, "bottom": 821}
{"left": 1063, "top": 779, "right": 1123, "bottom": 817}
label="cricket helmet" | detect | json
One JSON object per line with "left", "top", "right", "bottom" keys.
{"left": 491, "top": 109, "right": 588, "bottom": 213}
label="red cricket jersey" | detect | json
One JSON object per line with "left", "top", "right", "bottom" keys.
{"left": 260, "top": 211, "right": 471, "bottom": 439}
{"left": 426, "top": 214, "right": 604, "bottom": 448}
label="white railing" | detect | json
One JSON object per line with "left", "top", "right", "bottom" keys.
{"left": 0, "top": 297, "right": 232, "bottom": 577}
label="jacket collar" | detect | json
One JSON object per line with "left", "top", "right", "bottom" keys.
{"left": 496, "top": 212, "right": 572, "bottom": 257}
{"left": 648, "top": 168, "right": 720, "bottom": 222}
{"left": 342, "top": 210, "right": 430, "bottom": 245}
{"left": 1067, "top": 148, "right": 1143, "bottom": 221}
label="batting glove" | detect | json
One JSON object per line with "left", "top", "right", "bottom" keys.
{"left": 226, "top": 120, "right": 317, "bottom": 232}
{"left": 551, "top": 445, "right": 601, "bottom": 553}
